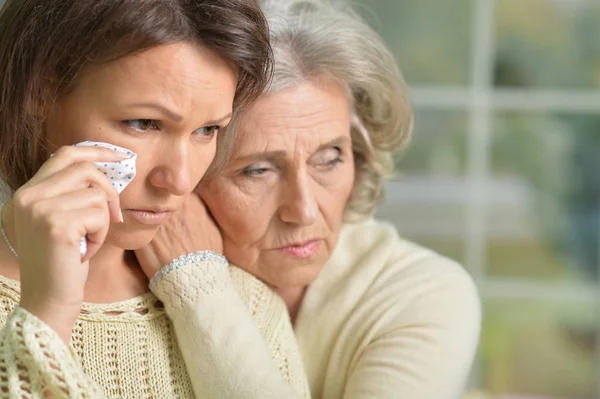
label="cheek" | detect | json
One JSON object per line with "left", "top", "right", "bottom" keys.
{"left": 45, "top": 109, "right": 86, "bottom": 148}
{"left": 203, "top": 180, "right": 271, "bottom": 246}
{"left": 340, "top": 164, "right": 355, "bottom": 204}
{"left": 190, "top": 142, "right": 218, "bottom": 182}
{"left": 46, "top": 96, "right": 112, "bottom": 148}
{"left": 321, "top": 165, "right": 355, "bottom": 215}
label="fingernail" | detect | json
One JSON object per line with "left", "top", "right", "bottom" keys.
{"left": 115, "top": 152, "right": 134, "bottom": 159}
{"left": 119, "top": 209, "right": 124, "bottom": 223}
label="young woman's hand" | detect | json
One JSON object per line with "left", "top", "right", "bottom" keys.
{"left": 135, "top": 192, "right": 223, "bottom": 280}
{"left": 9, "top": 145, "right": 127, "bottom": 343}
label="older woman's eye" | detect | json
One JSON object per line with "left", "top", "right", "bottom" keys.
{"left": 243, "top": 167, "right": 268, "bottom": 176}
{"left": 196, "top": 125, "right": 220, "bottom": 138}
{"left": 126, "top": 119, "right": 159, "bottom": 132}
{"left": 313, "top": 147, "right": 343, "bottom": 169}
{"left": 242, "top": 162, "right": 272, "bottom": 176}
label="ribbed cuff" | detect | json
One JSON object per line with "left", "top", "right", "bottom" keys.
{"left": 149, "top": 251, "right": 228, "bottom": 292}
{"left": 149, "top": 251, "right": 234, "bottom": 311}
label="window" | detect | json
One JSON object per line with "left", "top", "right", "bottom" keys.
{"left": 359, "top": 0, "right": 600, "bottom": 397}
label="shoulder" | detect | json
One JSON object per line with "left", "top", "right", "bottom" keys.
{"left": 327, "top": 218, "right": 481, "bottom": 329}
{"left": 333, "top": 219, "right": 477, "bottom": 286}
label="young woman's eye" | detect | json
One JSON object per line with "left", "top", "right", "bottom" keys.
{"left": 126, "top": 119, "right": 159, "bottom": 132}
{"left": 196, "top": 125, "right": 220, "bottom": 138}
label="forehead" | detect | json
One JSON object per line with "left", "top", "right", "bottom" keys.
{"left": 70, "top": 42, "right": 238, "bottom": 112}
{"left": 236, "top": 77, "right": 351, "bottom": 150}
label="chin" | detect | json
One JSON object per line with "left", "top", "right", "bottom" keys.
{"left": 269, "top": 268, "right": 321, "bottom": 290}
{"left": 105, "top": 223, "right": 160, "bottom": 250}
{"left": 265, "top": 260, "right": 324, "bottom": 289}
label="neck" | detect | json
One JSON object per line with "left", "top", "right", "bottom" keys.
{"left": 85, "top": 242, "right": 149, "bottom": 302}
{"left": 1, "top": 200, "right": 149, "bottom": 302}
{"left": 274, "top": 285, "right": 308, "bottom": 326}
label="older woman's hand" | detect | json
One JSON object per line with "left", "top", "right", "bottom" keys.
{"left": 135, "top": 192, "right": 223, "bottom": 280}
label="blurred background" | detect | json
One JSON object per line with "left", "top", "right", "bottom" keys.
{"left": 0, "top": 0, "right": 597, "bottom": 397}
{"left": 353, "top": 0, "right": 600, "bottom": 398}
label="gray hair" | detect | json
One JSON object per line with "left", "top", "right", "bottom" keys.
{"left": 210, "top": 0, "right": 413, "bottom": 220}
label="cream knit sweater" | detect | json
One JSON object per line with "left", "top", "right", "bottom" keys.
{"left": 295, "top": 219, "right": 481, "bottom": 399}
{"left": 0, "top": 258, "right": 310, "bottom": 398}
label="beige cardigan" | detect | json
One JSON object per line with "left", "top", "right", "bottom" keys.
{"left": 295, "top": 219, "right": 481, "bottom": 399}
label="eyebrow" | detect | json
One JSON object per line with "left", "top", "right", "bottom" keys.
{"left": 205, "top": 112, "right": 232, "bottom": 126}
{"left": 127, "top": 102, "right": 232, "bottom": 126}
{"left": 127, "top": 102, "right": 183, "bottom": 122}
{"left": 234, "top": 135, "right": 350, "bottom": 162}
{"left": 314, "top": 136, "right": 349, "bottom": 153}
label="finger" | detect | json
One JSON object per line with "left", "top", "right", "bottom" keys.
{"left": 81, "top": 206, "right": 111, "bottom": 262}
{"left": 34, "top": 188, "right": 113, "bottom": 260}
{"left": 27, "top": 145, "right": 132, "bottom": 187}
{"left": 35, "top": 162, "right": 121, "bottom": 222}
{"left": 62, "top": 207, "right": 111, "bottom": 262}
{"left": 17, "top": 162, "right": 122, "bottom": 223}
{"left": 33, "top": 186, "right": 110, "bottom": 216}
{"left": 29, "top": 205, "right": 110, "bottom": 263}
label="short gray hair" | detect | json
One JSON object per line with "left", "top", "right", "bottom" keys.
{"left": 210, "top": 0, "right": 413, "bottom": 220}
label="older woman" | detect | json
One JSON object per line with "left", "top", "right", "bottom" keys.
{"left": 0, "top": 0, "right": 309, "bottom": 397}
{"left": 154, "top": 0, "right": 481, "bottom": 398}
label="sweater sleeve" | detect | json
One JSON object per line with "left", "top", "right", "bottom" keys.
{"left": 0, "top": 306, "right": 105, "bottom": 398}
{"left": 149, "top": 255, "right": 310, "bottom": 399}
{"left": 343, "top": 258, "right": 481, "bottom": 399}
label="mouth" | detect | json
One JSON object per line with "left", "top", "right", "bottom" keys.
{"left": 279, "top": 239, "right": 321, "bottom": 259}
{"left": 124, "top": 209, "right": 175, "bottom": 225}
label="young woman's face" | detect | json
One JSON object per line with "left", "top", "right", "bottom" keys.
{"left": 45, "top": 42, "right": 238, "bottom": 249}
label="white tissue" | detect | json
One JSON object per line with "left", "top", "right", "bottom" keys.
{"left": 73, "top": 141, "right": 137, "bottom": 256}
{"left": 74, "top": 141, "right": 137, "bottom": 194}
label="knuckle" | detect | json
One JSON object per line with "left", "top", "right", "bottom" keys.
{"left": 78, "top": 161, "right": 98, "bottom": 175}
{"left": 92, "top": 180, "right": 117, "bottom": 200}
{"left": 12, "top": 187, "right": 32, "bottom": 209}
{"left": 45, "top": 215, "right": 65, "bottom": 240}
{"left": 88, "top": 185, "right": 103, "bottom": 195}
{"left": 89, "top": 187, "right": 108, "bottom": 204}
{"left": 89, "top": 207, "right": 110, "bottom": 231}
{"left": 45, "top": 215, "right": 81, "bottom": 246}
{"left": 54, "top": 145, "right": 75, "bottom": 158}
{"left": 29, "top": 201, "right": 48, "bottom": 222}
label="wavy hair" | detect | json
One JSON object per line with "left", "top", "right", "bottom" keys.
{"left": 212, "top": 0, "right": 413, "bottom": 220}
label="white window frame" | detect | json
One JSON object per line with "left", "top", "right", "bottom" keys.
{"left": 383, "top": 0, "right": 600, "bottom": 393}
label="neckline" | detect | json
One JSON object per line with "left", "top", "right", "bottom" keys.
{"left": 0, "top": 273, "right": 163, "bottom": 321}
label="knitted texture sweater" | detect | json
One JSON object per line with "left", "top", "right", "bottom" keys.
{"left": 0, "top": 259, "right": 310, "bottom": 398}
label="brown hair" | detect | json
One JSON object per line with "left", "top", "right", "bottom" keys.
{"left": 0, "top": 0, "right": 272, "bottom": 193}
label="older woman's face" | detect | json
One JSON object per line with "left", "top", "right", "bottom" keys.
{"left": 202, "top": 76, "right": 355, "bottom": 288}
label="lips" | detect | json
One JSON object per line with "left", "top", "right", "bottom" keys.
{"left": 125, "top": 209, "right": 174, "bottom": 225}
{"left": 280, "top": 239, "right": 321, "bottom": 259}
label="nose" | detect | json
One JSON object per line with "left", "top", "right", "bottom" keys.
{"left": 279, "top": 169, "right": 318, "bottom": 226}
{"left": 148, "top": 140, "right": 193, "bottom": 196}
